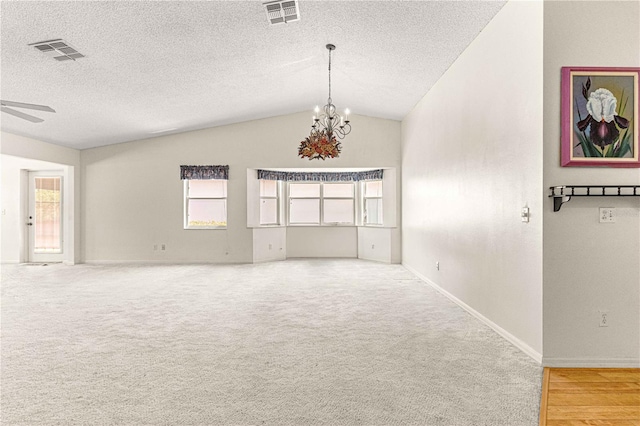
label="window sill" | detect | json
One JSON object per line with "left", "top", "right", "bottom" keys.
{"left": 184, "top": 227, "right": 227, "bottom": 230}
{"left": 288, "top": 224, "right": 356, "bottom": 227}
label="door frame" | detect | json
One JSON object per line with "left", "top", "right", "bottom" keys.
{"left": 27, "top": 171, "right": 65, "bottom": 263}
{"left": 18, "top": 163, "right": 75, "bottom": 264}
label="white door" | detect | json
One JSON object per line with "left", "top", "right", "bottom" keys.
{"left": 28, "top": 172, "right": 64, "bottom": 263}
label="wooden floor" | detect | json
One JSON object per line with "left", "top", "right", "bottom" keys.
{"left": 540, "top": 368, "right": 640, "bottom": 426}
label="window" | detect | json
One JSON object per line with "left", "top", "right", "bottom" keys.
{"left": 363, "top": 180, "right": 383, "bottom": 225}
{"left": 289, "top": 183, "right": 320, "bottom": 224}
{"left": 288, "top": 182, "right": 354, "bottom": 225}
{"left": 184, "top": 179, "right": 227, "bottom": 229}
{"left": 34, "top": 176, "right": 62, "bottom": 253}
{"left": 260, "top": 179, "right": 279, "bottom": 225}
{"left": 323, "top": 183, "right": 354, "bottom": 224}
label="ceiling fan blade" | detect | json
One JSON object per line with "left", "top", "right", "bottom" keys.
{"left": 0, "top": 100, "right": 55, "bottom": 113}
{"left": 1, "top": 106, "right": 45, "bottom": 123}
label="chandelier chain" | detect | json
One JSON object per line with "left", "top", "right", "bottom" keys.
{"left": 327, "top": 47, "right": 332, "bottom": 103}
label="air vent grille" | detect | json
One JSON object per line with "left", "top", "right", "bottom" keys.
{"left": 29, "top": 39, "right": 85, "bottom": 61}
{"left": 262, "top": 0, "right": 300, "bottom": 25}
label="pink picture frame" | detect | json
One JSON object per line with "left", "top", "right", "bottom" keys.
{"left": 561, "top": 66, "right": 640, "bottom": 167}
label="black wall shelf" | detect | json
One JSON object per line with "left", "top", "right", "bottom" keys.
{"left": 549, "top": 185, "right": 640, "bottom": 212}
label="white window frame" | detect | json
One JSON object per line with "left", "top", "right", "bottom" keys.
{"left": 287, "top": 182, "right": 321, "bottom": 225}
{"left": 183, "top": 179, "right": 228, "bottom": 230}
{"left": 287, "top": 181, "right": 355, "bottom": 226}
{"left": 362, "top": 180, "right": 383, "bottom": 226}
{"left": 259, "top": 179, "right": 281, "bottom": 226}
{"left": 321, "top": 182, "right": 355, "bottom": 225}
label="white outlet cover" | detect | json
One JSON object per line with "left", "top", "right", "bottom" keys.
{"left": 598, "top": 310, "right": 609, "bottom": 327}
{"left": 599, "top": 208, "right": 616, "bottom": 223}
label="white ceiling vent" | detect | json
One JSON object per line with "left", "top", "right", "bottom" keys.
{"left": 29, "top": 39, "right": 85, "bottom": 61}
{"left": 263, "top": 0, "right": 300, "bottom": 25}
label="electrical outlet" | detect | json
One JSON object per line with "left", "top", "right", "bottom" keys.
{"left": 599, "top": 310, "right": 609, "bottom": 327}
{"left": 153, "top": 244, "right": 158, "bottom": 251}
{"left": 161, "top": 244, "right": 166, "bottom": 251}
{"left": 436, "top": 261, "right": 439, "bottom": 271}
{"left": 268, "top": 244, "right": 272, "bottom": 250}
{"left": 599, "top": 208, "right": 616, "bottom": 223}
{"left": 371, "top": 244, "right": 375, "bottom": 249}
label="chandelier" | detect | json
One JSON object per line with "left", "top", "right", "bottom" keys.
{"left": 299, "top": 43, "right": 351, "bottom": 160}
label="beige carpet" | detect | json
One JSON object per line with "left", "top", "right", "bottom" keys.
{"left": 1, "top": 259, "right": 541, "bottom": 425}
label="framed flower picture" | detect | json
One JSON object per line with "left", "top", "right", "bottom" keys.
{"left": 561, "top": 67, "right": 640, "bottom": 167}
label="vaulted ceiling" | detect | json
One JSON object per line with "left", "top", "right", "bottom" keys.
{"left": 1, "top": 1, "right": 506, "bottom": 150}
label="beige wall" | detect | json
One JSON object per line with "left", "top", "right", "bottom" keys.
{"left": 81, "top": 112, "right": 401, "bottom": 263}
{"left": 543, "top": 1, "right": 640, "bottom": 366}
{"left": 402, "top": 0, "right": 544, "bottom": 359}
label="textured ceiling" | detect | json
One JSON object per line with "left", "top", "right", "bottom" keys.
{"left": 1, "top": 1, "right": 506, "bottom": 150}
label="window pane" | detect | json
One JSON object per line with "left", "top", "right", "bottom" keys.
{"left": 260, "top": 198, "right": 278, "bottom": 225}
{"left": 289, "top": 198, "right": 320, "bottom": 224}
{"left": 189, "top": 179, "right": 227, "bottom": 198}
{"left": 34, "top": 177, "right": 61, "bottom": 253}
{"left": 260, "top": 179, "right": 277, "bottom": 197}
{"left": 324, "top": 199, "right": 354, "bottom": 224}
{"left": 365, "top": 181, "right": 383, "bottom": 197}
{"left": 188, "top": 199, "right": 227, "bottom": 227}
{"left": 365, "top": 198, "right": 383, "bottom": 225}
{"left": 289, "top": 183, "right": 320, "bottom": 198}
{"left": 323, "top": 183, "right": 354, "bottom": 198}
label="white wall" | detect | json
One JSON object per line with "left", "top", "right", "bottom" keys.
{"left": 1, "top": 132, "right": 81, "bottom": 264}
{"left": 401, "top": 1, "right": 543, "bottom": 359}
{"left": 358, "top": 227, "right": 391, "bottom": 263}
{"left": 81, "top": 112, "right": 400, "bottom": 263}
{"left": 543, "top": 1, "right": 640, "bottom": 367}
{"left": 253, "top": 227, "right": 286, "bottom": 263}
{"left": 287, "top": 226, "right": 358, "bottom": 258}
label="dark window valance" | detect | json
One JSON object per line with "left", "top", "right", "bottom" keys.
{"left": 356, "top": 169, "right": 384, "bottom": 181}
{"left": 180, "top": 165, "right": 229, "bottom": 180}
{"left": 257, "top": 169, "right": 383, "bottom": 182}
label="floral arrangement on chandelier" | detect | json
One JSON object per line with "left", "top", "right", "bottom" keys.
{"left": 298, "top": 130, "right": 341, "bottom": 160}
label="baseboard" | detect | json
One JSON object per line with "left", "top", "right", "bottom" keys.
{"left": 252, "top": 257, "right": 286, "bottom": 264}
{"left": 403, "top": 263, "right": 543, "bottom": 365}
{"left": 543, "top": 357, "right": 640, "bottom": 368}
{"left": 84, "top": 260, "right": 247, "bottom": 265}
{"left": 357, "top": 255, "right": 391, "bottom": 264}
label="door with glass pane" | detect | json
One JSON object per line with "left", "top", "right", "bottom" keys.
{"left": 28, "top": 172, "right": 64, "bottom": 262}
